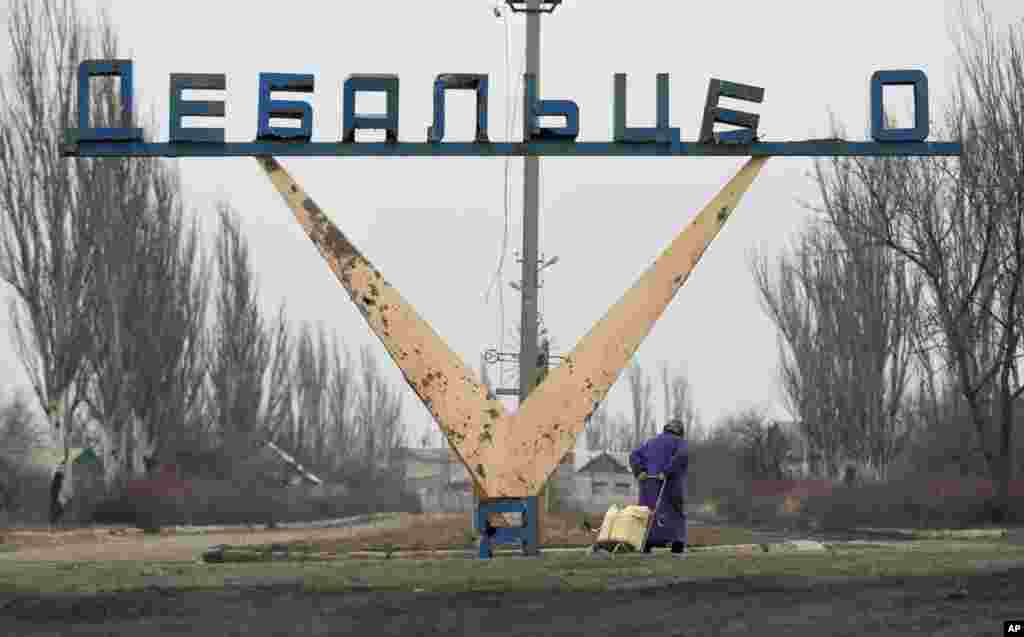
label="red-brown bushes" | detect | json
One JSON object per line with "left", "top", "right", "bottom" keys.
{"left": 798, "top": 474, "right": 1024, "bottom": 530}
{"left": 90, "top": 475, "right": 422, "bottom": 528}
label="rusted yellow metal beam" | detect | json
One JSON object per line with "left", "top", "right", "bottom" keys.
{"left": 254, "top": 156, "right": 507, "bottom": 499}
{"left": 491, "top": 157, "right": 771, "bottom": 496}
{"left": 257, "top": 155, "right": 769, "bottom": 499}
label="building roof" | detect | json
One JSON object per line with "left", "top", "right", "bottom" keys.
{"left": 573, "top": 448, "right": 632, "bottom": 473}
{"left": 577, "top": 452, "right": 630, "bottom": 475}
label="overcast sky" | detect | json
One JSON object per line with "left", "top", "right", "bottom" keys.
{"left": 2, "top": 1, "right": 1024, "bottom": 448}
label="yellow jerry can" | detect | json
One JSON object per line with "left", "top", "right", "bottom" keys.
{"left": 597, "top": 504, "right": 652, "bottom": 550}
{"left": 596, "top": 505, "right": 620, "bottom": 544}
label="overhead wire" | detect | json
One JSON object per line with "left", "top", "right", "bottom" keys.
{"left": 482, "top": 2, "right": 526, "bottom": 392}
{"left": 539, "top": 160, "right": 546, "bottom": 347}
{"left": 506, "top": 19, "right": 527, "bottom": 391}
{"left": 496, "top": 3, "right": 512, "bottom": 390}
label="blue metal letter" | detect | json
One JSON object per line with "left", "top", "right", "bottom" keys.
{"left": 870, "top": 70, "right": 929, "bottom": 143}
{"left": 342, "top": 75, "right": 400, "bottom": 143}
{"left": 428, "top": 74, "right": 490, "bottom": 143}
{"left": 257, "top": 73, "right": 314, "bottom": 142}
{"left": 73, "top": 60, "right": 143, "bottom": 142}
{"left": 523, "top": 74, "right": 579, "bottom": 142}
{"left": 613, "top": 73, "right": 680, "bottom": 146}
{"left": 169, "top": 74, "right": 226, "bottom": 143}
{"left": 699, "top": 79, "right": 764, "bottom": 145}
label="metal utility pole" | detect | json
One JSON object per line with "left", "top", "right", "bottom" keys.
{"left": 518, "top": 0, "right": 542, "bottom": 405}
{"left": 475, "top": 0, "right": 562, "bottom": 548}
{"left": 518, "top": 0, "right": 549, "bottom": 526}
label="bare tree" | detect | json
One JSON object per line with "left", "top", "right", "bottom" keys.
{"left": 355, "top": 345, "right": 405, "bottom": 480}
{"left": 753, "top": 226, "right": 844, "bottom": 480}
{"left": 610, "top": 411, "right": 637, "bottom": 452}
{"left": 82, "top": 152, "right": 210, "bottom": 486}
{"left": 0, "top": 0, "right": 102, "bottom": 476}
{"left": 279, "top": 321, "right": 329, "bottom": 471}
{"left": 725, "top": 407, "right": 797, "bottom": 481}
{"left": 812, "top": 2, "right": 1024, "bottom": 517}
{"left": 661, "top": 361, "right": 700, "bottom": 439}
{"left": 0, "top": 387, "right": 46, "bottom": 456}
{"left": 672, "top": 376, "right": 700, "bottom": 438}
{"left": 323, "top": 330, "right": 356, "bottom": 470}
{"left": 584, "top": 400, "right": 610, "bottom": 451}
{"left": 660, "top": 362, "right": 672, "bottom": 425}
{"left": 627, "top": 357, "right": 654, "bottom": 446}
{"left": 127, "top": 172, "right": 210, "bottom": 473}
{"left": 752, "top": 209, "right": 922, "bottom": 481}
{"left": 209, "top": 202, "right": 290, "bottom": 470}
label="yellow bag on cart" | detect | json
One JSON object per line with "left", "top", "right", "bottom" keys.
{"left": 597, "top": 504, "right": 652, "bottom": 550}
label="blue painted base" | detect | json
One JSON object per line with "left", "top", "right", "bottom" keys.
{"left": 475, "top": 496, "right": 540, "bottom": 559}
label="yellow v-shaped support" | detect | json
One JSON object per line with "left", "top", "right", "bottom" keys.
{"left": 257, "top": 155, "right": 769, "bottom": 498}
{"left": 499, "top": 157, "right": 770, "bottom": 495}
{"left": 255, "top": 156, "right": 508, "bottom": 496}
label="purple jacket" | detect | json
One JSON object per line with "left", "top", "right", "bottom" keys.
{"left": 629, "top": 432, "right": 689, "bottom": 546}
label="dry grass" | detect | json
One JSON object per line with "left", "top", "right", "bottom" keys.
{"left": 312, "top": 511, "right": 733, "bottom": 552}
{"left": 3, "top": 540, "right": 1024, "bottom": 595}
{"left": 282, "top": 511, "right": 605, "bottom": 552}
{"left": 0, "top": 512, "right": 740, "bottom": 562}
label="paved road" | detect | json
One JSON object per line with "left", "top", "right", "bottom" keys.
{"left": 2, "top": 567, "right": 1022, "bottom": 636}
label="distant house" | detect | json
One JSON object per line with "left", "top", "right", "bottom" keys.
{"left": 560, "top": 451, "right": 637, "bottom": 515}
{"left": 395, "top": 446, "right": 473, "bottom": 513}
{"left": 395, "top": 444, "right": 586, "bottom": 513}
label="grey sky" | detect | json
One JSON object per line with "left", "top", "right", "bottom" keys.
{"left": 3, "top": 1, "right": 1023, "bottom": 447}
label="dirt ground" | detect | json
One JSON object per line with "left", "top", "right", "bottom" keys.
{"left": 1, "top": 568, "right": 1021, "bottom": 636}
{"left": 0, "top": 512, "right": 730, "bottom": 562}
{"left": 2, "top": 515, "right": 1022, "bottom": 635}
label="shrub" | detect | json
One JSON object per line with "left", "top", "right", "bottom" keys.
{"left": 798, "top": 474, "right": 1024, "bottom": 530}
{"left": 90, "top": 474, "right": 422, "bottom": 528}
{"left": 0, "top": 453, "right": 51, "bottom": 525}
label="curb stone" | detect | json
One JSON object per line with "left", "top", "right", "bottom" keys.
{"left": 142, "top": 576, "right": 181, "bottom": 591}
{"left": 173, "top": 512, "right": 403, "bottom": 535}
{"left": 223, "top": 575, "right": 304, "bottom": 589}
{"left": 344, "top": 539, "right": 905, "bottom": 560}
{"left": 603, "top": 574, "right": 911, "bottom": 594}
{"left": 606, "top": 575, "right": 713, "bottom": 592}
{"left": 971, "top": 559, "right": 1024, "bottom": 573}
{"left": 783, "top": 540, "right": 826, "bottom": 551}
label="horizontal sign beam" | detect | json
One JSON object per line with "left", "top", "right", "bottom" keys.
{"left": 61, "top": 140, "right": 962, "bottom": 158}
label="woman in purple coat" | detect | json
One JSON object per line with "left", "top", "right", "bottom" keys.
{"left": 629, "top": 419, "right": 689, "bottom": 555}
